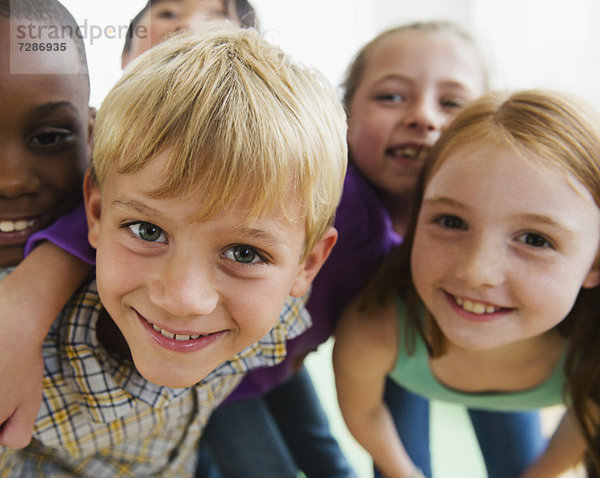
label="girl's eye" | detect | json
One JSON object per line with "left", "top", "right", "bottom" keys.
{"left": 222, "top": 245, "right": 266, "bottom": 265}
{"left": 435, "top": 215, "right": 466, "bottom": 230}
{"left": 516, "top": 232, "right": 552, "bottom": 249}
{"left": 375, "top": 93, "right": 405, "bottom": 103}
{"left": 128, "top": 222, "right": 167, "bottom": 243}
{"left": 440, "top": 98, "right": 463, "bottom": 109}
{"left": 155, "top": 8, "right": 178, "bottom": 20}
{"left": 29, "top": 128, "right": 73, "bottom": 151}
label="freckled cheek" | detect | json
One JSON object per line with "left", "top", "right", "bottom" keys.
{"left": 522, "top": 272, "right": 581, "bottom": 319}
{"left": 412, "top": 233, "right": 441, "bottom": 275}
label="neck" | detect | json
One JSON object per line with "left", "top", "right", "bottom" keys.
{"left": 381, "top": 190, "right": 414, "bottom": 236}
{"left": 447, "top": 329, "right": 565, "bottom": 362}
{"left": 433, "top": 330, "right": 566, "bottom": 392}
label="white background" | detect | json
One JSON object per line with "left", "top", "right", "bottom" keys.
{"left": 61, "top": 0, "right": 600, "bottom": 109}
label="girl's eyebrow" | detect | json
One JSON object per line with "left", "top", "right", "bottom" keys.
{"left": 513, "top": 213, "right": 576, "bottom": 237}
{"left": 375, "top": 74, "right": 473, "bottom": 92}
{"left": 422, "top": 196, "right": 467, "bottom": 209}
{"left": 423, "top": 196, "right": 576, "bottom": 237}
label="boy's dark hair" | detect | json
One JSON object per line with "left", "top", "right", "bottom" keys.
{"left": 0, "top": 0, "right": 89, "bottom": 76}
{"left": 122, "top": 0, "right": 258, "bottom": 55}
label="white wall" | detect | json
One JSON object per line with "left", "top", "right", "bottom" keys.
{"left": 60, "top": 0, "right": 600, "bottom": 109}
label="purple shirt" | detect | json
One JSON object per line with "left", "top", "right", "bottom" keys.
{"left": 25, "top": 202, "right": 95, "bottom": 264}
{"left": 25, "top": 165, "right": 401, "bottom": 401}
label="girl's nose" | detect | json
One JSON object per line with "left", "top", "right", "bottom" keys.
{"left": 403, "top": 97, "right": 443, "bottom": 133}
{"left": 454, "top": 237, "right": 506, "bottom": 289}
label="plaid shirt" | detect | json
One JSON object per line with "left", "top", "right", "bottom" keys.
{"left": 0, "top": 273, "right": 310, "bottom": 477}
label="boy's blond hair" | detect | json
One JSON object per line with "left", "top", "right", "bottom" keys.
{"left": 92, "top": 23, "right": 347, "bottom": 259}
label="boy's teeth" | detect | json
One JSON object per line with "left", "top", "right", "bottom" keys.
{"left": 0, "top": 219, "right": 34, "bottom": 233}
{"left": 152, "top": 323, "right": 202, "bottom": 341}
{"left": 455, "top": 297, "right": 499, "bottom": 315}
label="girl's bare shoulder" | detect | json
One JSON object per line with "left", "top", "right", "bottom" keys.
{"left": 334, "top": 296, "right": 399, "bottom": 372}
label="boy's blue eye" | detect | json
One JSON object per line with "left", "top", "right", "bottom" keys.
{"left": 129, "top": 222, "right": 166, "bottom": 243}
{"left": 222, "top": 245, "right": 266, "bottom": 265}
{"left": 516, "top": 232, "right": 552, "bottom": 249}
{"left": 435, "top": 215, "right": 466, "bottom": 230}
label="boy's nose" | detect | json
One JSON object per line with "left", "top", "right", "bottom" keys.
{"left": 0, "top": 155, "right": 40, "bottom": 198}
{"left": 454, "top": 237, "right": 505, "bottom": 289}
{"left": 149, "top": 255, "right": 219, "bottom": 318}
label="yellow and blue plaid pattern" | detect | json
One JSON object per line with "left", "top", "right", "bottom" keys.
{"left": 0, "top": 277, "right": 310, "bottom": 477}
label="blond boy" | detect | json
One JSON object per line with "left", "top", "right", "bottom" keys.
{"left": 0, "top": 23, "right": 346, "bottom": 477}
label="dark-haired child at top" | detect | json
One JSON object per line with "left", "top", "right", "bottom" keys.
{"left": 0, "top": 13, "right": 347, "bottom": 478}
{"left": 120, "top": 0, "right": 259, "bottom": 68}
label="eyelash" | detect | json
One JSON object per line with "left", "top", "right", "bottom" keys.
{"left": 375, "top": 93, "right": 405, "bottom": 103}
{"left": 126, "top": 221, "right": 167, "bottom": 243}
{"left": 440, "top": 99, "right": 463, "bottom": 109}
{"left": 221, "top": 244, "right": 269, "bottom": 266}
{"left": 514, "top": 232, "right": 553, "bottom": 249}
{"left": 432, "top": 216, "right": 554, "bottom": 250}
{"left": 433, "top": 214, "right": 467, "bottom": 230}
{"left": 28, "top": 127, "right": 74, "bottom": 152}
{"left": 155, "top": 8, "right": 178, "bottom": 20}
{"left": 123, "top": 222, "right": 270, "bottom": 265}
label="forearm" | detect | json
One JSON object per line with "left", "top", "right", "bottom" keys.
{"left": 342, "top": 401, "right": 417, "bottom": 477}
{"left": 521, "top": 409, "right": 585, "bottom": 478}
{"left": 2, "top": 241, "right": 92, "bottom": 343}
{"left": 0, "top": 242, "right": 91, "bottom": 448}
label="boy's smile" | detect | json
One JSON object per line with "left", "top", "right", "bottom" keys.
{"left": 85, "top": 149, "right": 323, "bottom": 388}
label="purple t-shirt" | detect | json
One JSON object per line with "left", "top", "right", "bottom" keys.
{"left": 24, "top": 202, "right": 95, "bottom": 264}
{"left": 25, "top": 164, "right": 400, "bottom": 401}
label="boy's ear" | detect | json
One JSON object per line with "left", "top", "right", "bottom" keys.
{"left": 83, "top": 170, "right": 102, "bottom": 249}
{"left": 289, "top": 227, "right": 338, "bottom": 298}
